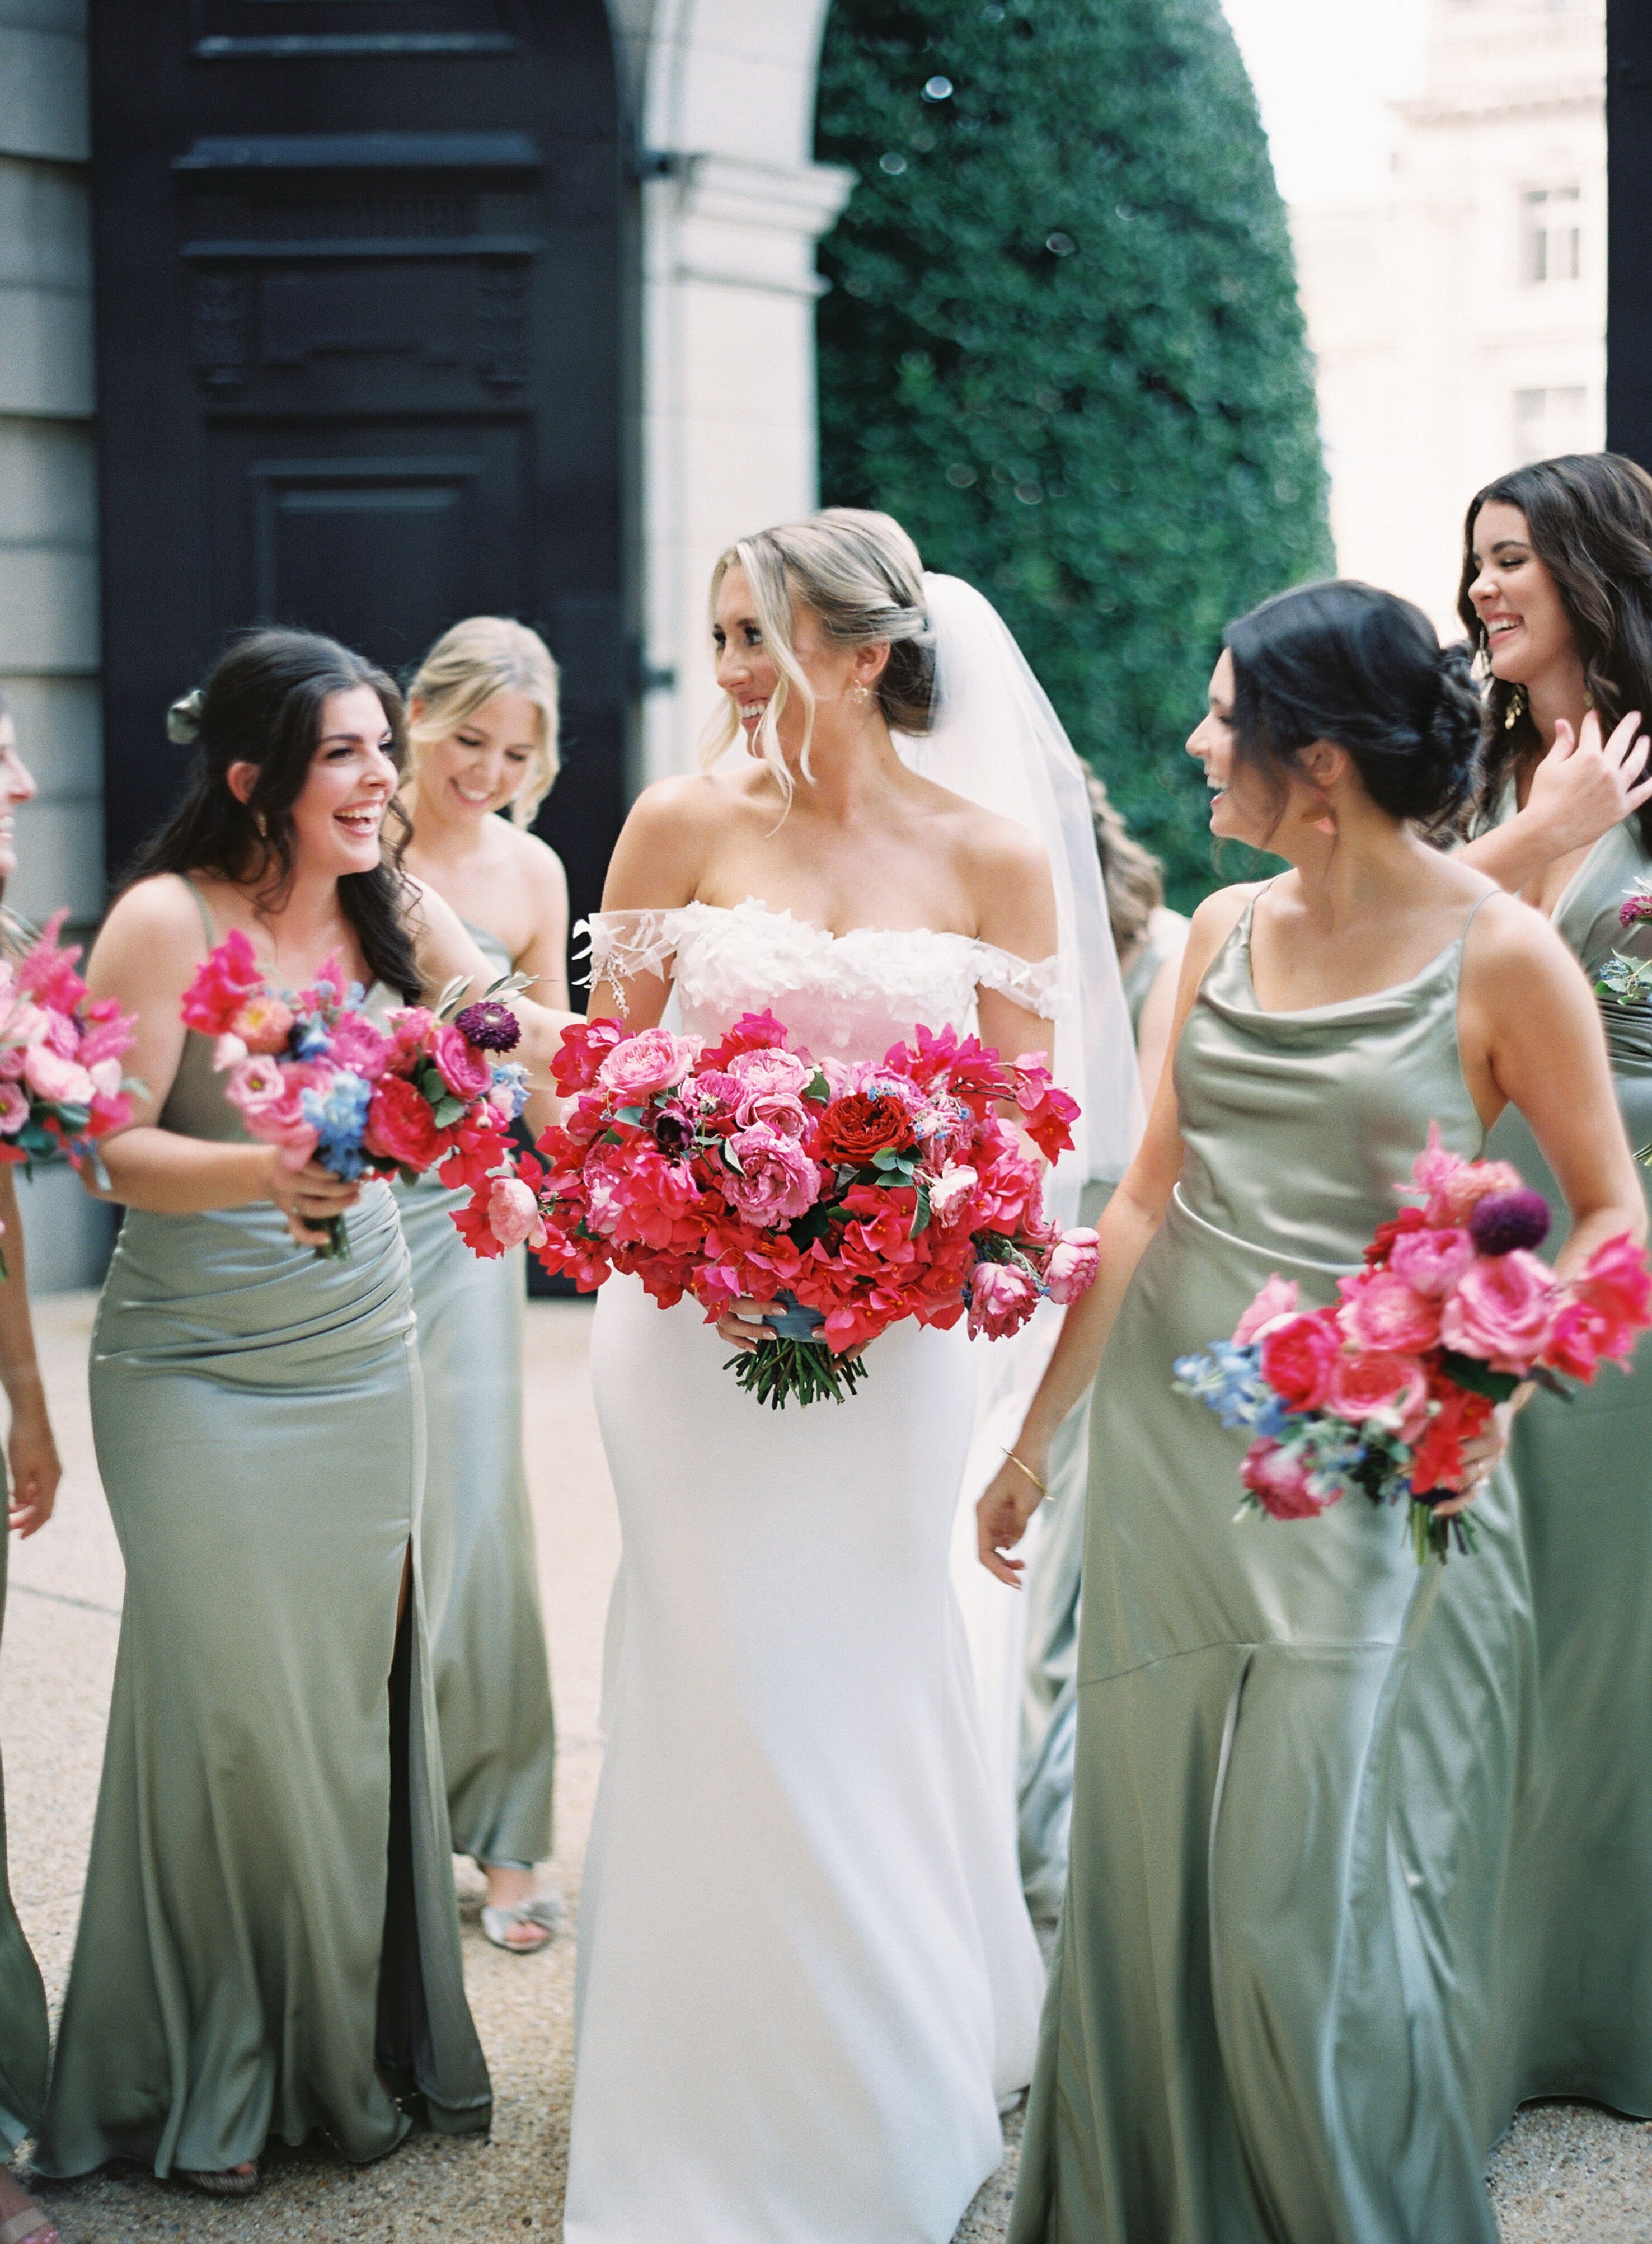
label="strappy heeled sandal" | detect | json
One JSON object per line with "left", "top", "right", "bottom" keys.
{"left": 181, "top": 2161, "right": 261, "bottom": 2198}
{"left": 480, "top": 1891, "right": 564, "bottom": 1952}
{"left": 0, "top": 2205, "right": 59, "bottom": 2244}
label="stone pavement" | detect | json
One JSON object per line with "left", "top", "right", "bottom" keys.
{"left": 3, "top": 1293, "right": 1649, "bottom": 2242}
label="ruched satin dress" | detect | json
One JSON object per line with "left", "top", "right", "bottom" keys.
{"left": 37, "top": 931, "right": 491, "bottom": 2179}
{"left": 0, "top": 1477, "right": 49, "bottom": 2153}
{"left": 396, "top": 918, "right": 555, "bottom": 1873}
{"left": 1485, "top": 815, "right": 1652, "bottom": 2120}
{"left": 1011, "top": 894, "right": 1528, "bottom": 2244}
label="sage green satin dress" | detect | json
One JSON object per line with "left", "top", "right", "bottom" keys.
{"left": 1484, "top": 815, "right": 1652, "bottom": 2119}
{"left": 1011, "top": 894, "right": 1527, "bottom": 2244}
{"left": 395, "top": 919, "right": 555, "bottom": 1871}
{"left": 37, "top": 959, "right": 492, "bottom": 2179}
{"left": 0, "top": 1486, "right": 50, "bottom": 2153}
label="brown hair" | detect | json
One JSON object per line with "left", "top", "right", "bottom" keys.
{"left": 1085, "top": 772, "right": 1163, "bottom": 961}
{"left": 1457, "top": 451, "right": 1652, "bottom": 851}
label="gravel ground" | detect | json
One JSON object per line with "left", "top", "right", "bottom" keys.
{"left": 4, "top": 1291, "right": 1648, "bottom": 2242}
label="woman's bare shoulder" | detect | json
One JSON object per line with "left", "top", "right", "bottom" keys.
{"left": 98, "top": 872, "right": 206, "bottom": 946}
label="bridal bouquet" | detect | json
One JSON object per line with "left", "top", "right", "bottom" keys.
{"left": 0, "top": 910, "right": 141, "bottom": 1265}
{"left": 1174, "top": 1126, "right": 1652, "bottom": 1561}
{"left": 1596, "top": 879, "right": 1652, "bottom": 1166}
{"left": 455, "top": 1008, "right": 1099, "bottom": 1407}
{"left": 181, "top": 930, "right": 527, "bottom": 1257}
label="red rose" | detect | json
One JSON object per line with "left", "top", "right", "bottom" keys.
{"left": 363, "top": 1073, "right": 448, "bottom": 1170}
{"left": 1258, "top": 1309, "right": 1341, "bottom": 1411}
{"left": 817, "top": 1092, "right": 914, "bottom": 1165}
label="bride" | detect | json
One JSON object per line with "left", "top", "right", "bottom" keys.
{"left": 565, "top": 509, "right": 1133, "bottom": 2243}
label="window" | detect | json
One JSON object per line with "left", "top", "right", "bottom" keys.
{"left": 1513, "top": 386, "right": 1590, "bottom": 466}
{"left": 1522, "top": 186, "right": 1581, "bottom": 284}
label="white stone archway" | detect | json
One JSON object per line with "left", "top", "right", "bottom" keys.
{"left": 610, "top": 0, "right": 853, "bottom": 784}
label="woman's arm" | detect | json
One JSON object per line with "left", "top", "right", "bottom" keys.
{"left": 0, "top": 1165, "right": 60, "bottom": 1537}
{"left": 1458, "top": 709, "right": 1652, "bottom": 894}
{"left": 510, "top": 837, "right": 571, "bottom": 1142}
{"left": 585, "top": 778, "right": 717, "bottom": 1026}
{"left": 405, "top": 874, "right": 576, "bottom": 1088}
{"left": 1135, "top": 945, "right": 1186, "bottom": 1102}
{"left": 975, "top": 888, "right": 1254, "bottom": 1582}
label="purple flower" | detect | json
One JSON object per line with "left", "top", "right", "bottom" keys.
{"left": 1467, "top": 1188, "right": 1551, "bottom": 1259}
{"left": 454, "top": 999, "right": 521, "bottom": 1054}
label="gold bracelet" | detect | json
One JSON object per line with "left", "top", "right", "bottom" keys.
{"left": 1002, "top": 1449, "right": 1048, "bottom": 1500}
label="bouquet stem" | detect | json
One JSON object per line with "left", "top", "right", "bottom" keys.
{"left": 315, "top": 1212, "right": 350, "bottom": 1262}
{"left": 724, "top": 1291, "right": 867, "bottom": 1408}
{"left": 1411, "top": 1498, "right": 1479, "bottom": 1565}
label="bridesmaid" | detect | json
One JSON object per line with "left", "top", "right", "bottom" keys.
{"left": 399, "top": 617, "right": 566, "bottom": 1951}
{"left": 1016, "top": 778, "right": 1186, "bottom": 1938}
{"left": 979, "top": 580, "right": 1645, "bottom": 2243}
{"left": 1456, "top": 450, "right": 1652, "bottom": 2118}
{"left": 0, "top": 692, "right": 64, "bottom": 2244}
{"left": 36, "top": 630, "right": 571, "bottom": 2196}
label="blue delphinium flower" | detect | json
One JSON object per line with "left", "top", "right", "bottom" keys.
{"left": 302, "top": 1072, "right": 373, "bottom": 1180}
{"left": 489, "top": 1060, "right": 529, "bottom": 1123}
{"left": 294, "top": 1017, "right": 334, "bottom": 1061}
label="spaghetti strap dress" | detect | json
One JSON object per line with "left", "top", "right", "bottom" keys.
{"left": 1482, "top": 814, "right": 1652, "bottom": 2119}
{"left": 394, "top": 918, "right": 555, "bottom": 1872}
{"left": 1010, "top": 891, "right": 1528, "bottom": 2244}
{"left": 36, "top": 881, "right": 491, "bottom": 2180}
{"left": 0, "top": 1487, "right": 49, "bottom": 2153}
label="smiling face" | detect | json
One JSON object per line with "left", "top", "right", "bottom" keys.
{"left": 287, "top": 686, "right": 398, "bottom": 877}
{"left": 711, "top": 563, "right": 865, "bottom": 760}
{"left": 0, "top": 716, "right": 37, "bottom": 881}
{"left": 415, "top": 689, "right": 540, "bottom": 824}
{"left": 1186, "top": 651, "right": 1268, "bottom": 844}
{"left": 1466, "top": 501, "right": 1579, "bottom": 687}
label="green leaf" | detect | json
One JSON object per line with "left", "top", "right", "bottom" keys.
{"left": 433, "top": 974, "right": 472, "bottom": 1021}
{"left": 909, "top": 1182, "right": 932, "bottom": 1239}
{"left": 432, "top": 1096, "right": 466, "bottom": 1129}
{"left": 1435, "top": 1349, "right": 1522, "bottom": 1405}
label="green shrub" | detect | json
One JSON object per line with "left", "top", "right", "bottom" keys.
{"left": 816, "top": 0, "right": 1331, "bottom": 905}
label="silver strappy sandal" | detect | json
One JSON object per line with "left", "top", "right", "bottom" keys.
{"left": 480, "top": 1892, "right": 565, "bottom": 1952}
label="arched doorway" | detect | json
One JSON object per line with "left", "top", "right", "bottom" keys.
{"left": 89, "top": 1, "right": 628, "bottom": 930}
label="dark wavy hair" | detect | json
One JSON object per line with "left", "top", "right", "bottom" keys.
{"left": 1456, "top": 451, "right": 1652, "bottom": 853}
{"left": 1225, "top": 579, "right": 1482, "bottom": 838}
{"left": 125, "top": 628, "right": 423, "bottom": 1001}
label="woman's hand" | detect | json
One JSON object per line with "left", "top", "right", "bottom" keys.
{"left": 265, "top": 1151, "right": 366, "bottom": 1248}
{"left": 715, "top": 1298, "right": 773, "bottom": 1353}
{"left": 6, "top": 1379, "right": 60, "bottom": 1538}
{"left": 1429, "top": 1389, "right": 1528, "bottom": 1519}
{"left": 1523, "top": 707, "right": 1652, "bottom": 855}
{"left": 976, "top": 1444, "right": 1050, "bottom": 1586}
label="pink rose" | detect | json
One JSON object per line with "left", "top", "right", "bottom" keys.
{"left": 968, "top": 1261, "right": 1038, "bottom": 1341}
{"left": 1240, "top": 1436, "right": 1340, "bottom": 1520}
{"left": 727, "top": 1045, "right": 811, "bottom": 1111}
{"left": 1387, "top": 1225, "right": 1475, "bottom": 1298}
{"left": 387, "top": 1006, "right": 437, "bottom": 1069}
{"left": 722, "top": 1124, "right": 820, "bottom": 1227}
{"left": 1259, "top": 1311, "right": 1341, "bottom": 1411}
{"left": 1439, "top": 1249, "right": 1558, "bottom": 1370}
{"left": 330, "top": 1013, "right": 395, "bottom": 1082}
{"left": 1336, "top": 1268, "right": 1440, "bottom": 1354}
{"left": 688, "top": 1068, "right": 743, "bottom": 1114}
{"left": 487, "top": 1175, "right": 545, "bottom": 1251}
{"left": 22, "top": 1044, "right": 94, "bottom": 1107}
{"left": 0, "top": 1083, "right": 26, "bottom": 1135}
{"left": 1233, "top": 1273, "right": 1300, "bottom": 1345}
{"left": 597, "top": 1026, "right": 698, "bottom": 1102}
{"left": 927, "top": 1164, "right": 979, "bottom": 1229}
{"left": 1325, "top": 1349, "right": 1429, "bottom": 1433}
{"left": 432, "top": 1022, "right": 492, "bottom": 1101}
{"left": 741, "top": 1090, "right": 812, "bottom": 1140}
{"left": 1045, "top": 1227, "right": 1100, "bottom": 1306}
{"left": 0, "top": 1043, "right": 25, "bottom": 1081}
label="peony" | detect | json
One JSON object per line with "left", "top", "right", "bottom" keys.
{"left": 329, "top": 1013, "right": 395, "bottom": 1082}
{"left": 727, "top": 1045, "right": 811, "bottom": 1107}
{"left": 1233, "top": 1273, "right": 1300, "bottom": 1345}
{"left": 1438, "top": 1249, "right": 1557, "bottom": 1370}
{"left": 1259, "top": 1311, "right": 1341, "bottom": 1411}
{"left": 487, "top": 1175, "right": 544, "bottom": 1251}
{"left": 0, "top": 1083, "right": 26, "bottom": 1135}
{"left": 817, "top": 1092, "right": 914, "bottom": 1166}
{"left": 228, "top": 992, "right": 295, "bottom": 1055}
{"left": 1045, "top": 1227, "right": 1100, "bottom": 1306}
{"left": 597, "top": 1026, "right": 698, "bottom": 1102}
{"left": 926, "top": 1164, "right": 979, "bottom": 1229}
{"left": 722, "top": 1124, "right": 820, "bottom": 1227}
{"left": 967, "top": 1260, "right": 1038, "bottom": 1341}
{"left": 22, "top": 1044, "right": 93, "bottom": 1108}
{"left": 432, "top": 1022, "right": 492, "bottom": 1101}
{"left": 363, "top": 1073, "right": 448, "bottom": 1170}
{"left": 1240, "top": 1436, "right": 1341, "bottom": 1520}
{"left": 740, "top": 1090, "right": 811, "bottom": 1140}
{"left": 1325, "top": 1349, "right": 1430, "bottom": 1430}
{"left": 1336, "top": 1268, "right": 1441, "bottom": 1354}
{"left": 1387, "top": 1225, "right": 1476, "bottom": 1298}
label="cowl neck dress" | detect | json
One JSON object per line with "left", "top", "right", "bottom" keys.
{"left": 1010, "top": 892, "right": 1529, "bottom": 2244}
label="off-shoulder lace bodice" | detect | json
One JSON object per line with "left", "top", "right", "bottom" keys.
{"left": 576, "top": 898, "right": 1058, "bottom": 1062}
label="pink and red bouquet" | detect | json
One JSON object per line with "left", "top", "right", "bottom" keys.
{"left": 181, "top": 931, "right": 527, "bottom": 1257}
{"left": 456, "top": 1008, "right": 1098, "bottom": 1407}
{"left": 0, "top": 908, "right": 140, "bottom": 1232}
{"left": 1175, "top": 1125, "right": 1652, "bottom": 1561}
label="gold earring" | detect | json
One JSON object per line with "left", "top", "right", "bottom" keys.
{"left": 851, "top": 680, "right": 870, "bottom": 706}
{"left": 1503, "top": 683, "right": 1528, "bottom": 730}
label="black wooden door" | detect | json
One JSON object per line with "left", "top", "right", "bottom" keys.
{"left": 88, "top": 2, "right": 630, "bottom": 938}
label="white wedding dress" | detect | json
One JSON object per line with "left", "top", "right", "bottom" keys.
{"left": 564, "top": 899, "right": 1049, "bottom": 2244}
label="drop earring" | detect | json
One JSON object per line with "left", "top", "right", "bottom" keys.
{"left": 1503, "top": 683, "right": 1528, "bottom": 730}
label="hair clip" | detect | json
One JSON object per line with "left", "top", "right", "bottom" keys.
{"left": 167, "top": 688, "right": 204, "bottom": 746}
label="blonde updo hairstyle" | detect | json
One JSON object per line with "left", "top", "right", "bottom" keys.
{"left": 703, "top": 508, "right": 936, "bottom": 800}
{"left": 405, "top": 615, "right": 560, "bottom": 829}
